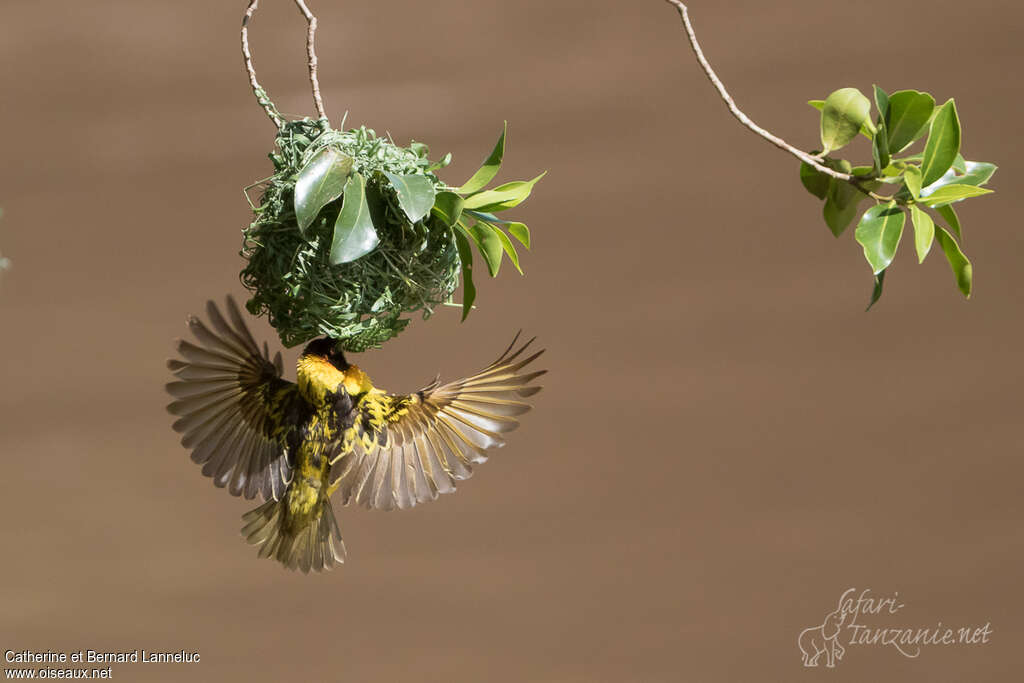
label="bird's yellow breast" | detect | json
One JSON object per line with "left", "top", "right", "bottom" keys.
{"left": 341, "top": 364, "right": 372, "bottom": 396}
{"left": 296, "top": 356, "right": 373, "bottom": 403}
{"left": 296, "top": 356, "right": 345, "bottom": 403}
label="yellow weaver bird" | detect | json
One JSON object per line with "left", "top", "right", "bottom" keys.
{"left": 166, "top": 296, "right": 544, "bottom": 573}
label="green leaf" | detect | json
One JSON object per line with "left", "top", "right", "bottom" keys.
{"left": 855, "top": 202, "right": 905, "bottom": 274}
{"left": 830, "top": 158, "right": 854, "bottom": 175}
{"left": 458, "top": 211, "right": 534, "bottom": 251}
{"left": 452, "top": 227, "right": 477, "bottom": 322}
{"left": 491, "top": 224, "right": 522, "bottom": 274}
{"left": 465, "top": 221, "right": 504, "bottom": 277}
{"left": 822, "top": 181, "right": 863, "bottom": 237}
{"left": 872, "top": 86, "right": 891, "bottom": 171}
{"left": 873, "top": 85, "right": 890, "bottom": 122}
{"left": 820, "top": 87, "right": 873, "bottom": 153}
{"left": 463, "top": 209, "right": 505, "bottom": 223}
{"left": 467, "top": 212, "right": 523, "bottom": 273}
{"left": 881, "top": 160, "right": 906, "bottom": 175}
{"left": 799, "top": 159, "right": 830, "bottom": 200}
{"left": 918, "top": 184, "right": 992, "bottom": 208}
{"left": 921, "top": 161, "right": 997, "bottom": 196}
{"left": 330, "top": 172, "right": 379, "bottom": 265}
{"left": 884, "top": 90, "right": 935, "bottom": 153}
{"left": 810, "top": 99, "right": 873, "bottom": 140}
{"left": 866, "top": 269, "right": 886, "bottom": 311}
{"left": 952, "top": 153, "right": 967, "bottom": 174}
{"left": 957, "top": 160, "right": 996, "bottom": 186}
{"left": 382, "top": 171, "right": 436, "bottom": 223}
{"left": 934, "top": 227, "right": 972, "bottom": 298}
{"left": 921, "top": 99, "right": 961, "bottom": 186}
{"left": 507, "top": 222, "right": 531, "bottom": 249}
{"left": 903, "top": 165, "right": 922, "bottom": 199}
{"left": 463, "top": 172, "right": 546, "bottom": 212}
{"left": 935, "top": 204, "right": 962, "bottom": 241}
{"left": 457, "top": 121, "right": 507, "bottom": 194}
{"left": 294, "top": 147, "right": 354, "bottom": 234}
{"left": 427, "top": 151, "right": 452, "bottom": 172}
{"left": 910, "top": 204, "right": 934, "bottom": 263}
{"left": 872, "top": 119, "right": 891, "bottom": 172}
{"left": 431, "top": 191, "right": 464, "bottom": 227}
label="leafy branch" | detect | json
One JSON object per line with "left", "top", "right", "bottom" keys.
{"left": 802, "top": 89, "right": 994, "bottom": 306}
{"left": 429, "top": 122, "right": 542, "bottom": 320}
{"left": 665, "top": 1, "right": 996, "bottom": 307}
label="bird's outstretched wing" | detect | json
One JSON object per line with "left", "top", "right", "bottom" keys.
{"left": 166, "top": 296, "right": 299, "bottom": 501}
{"left": 328, "top": 334, "right": 545, "bottom": 511}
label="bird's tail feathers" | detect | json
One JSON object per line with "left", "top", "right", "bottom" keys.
{"left": 240, "top": 497, "right": 346, "bottom": 573}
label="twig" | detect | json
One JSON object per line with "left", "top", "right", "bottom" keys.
{"left": 242, "top": 1, "right": 283, "bottom": 127}
{"left": 241, "top": 0, "right": 328, "bottom": 128}
{"left": 292, "top": 0, "right": 328, "bottom": 121}
{"left": 664, "top": 1, "right": 866, "bottom": 188}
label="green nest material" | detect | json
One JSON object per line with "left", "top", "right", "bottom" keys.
{"left": 241, "top": 117, "right": 542, "bottom": 351}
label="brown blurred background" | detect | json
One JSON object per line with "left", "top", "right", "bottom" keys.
{"left": 1, "top": 1, "right": 1020, "bottom": 680}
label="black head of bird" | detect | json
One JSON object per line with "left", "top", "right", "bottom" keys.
{"left": 296, "top": 337, "right": 375, "bottom": 403}
{"left": 301, "top": 337, "right": 348, "bottom": 369}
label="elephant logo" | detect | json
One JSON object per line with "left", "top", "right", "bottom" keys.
{"left": 798, "top": 606, "right": 847, "bottom": 668}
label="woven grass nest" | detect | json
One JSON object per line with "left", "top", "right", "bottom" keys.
{"left": 240, "top": 118, "right": 541, "bottom": 351}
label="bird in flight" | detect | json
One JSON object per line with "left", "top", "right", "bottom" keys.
{"left": 166, "top": 296, "right": 544, "bottom": 573}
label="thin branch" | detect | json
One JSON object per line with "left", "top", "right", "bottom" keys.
{"left": 664, "top": 1, "right": 866, "bottom": 187}
{"left": 242, "top": 0, "right": 283, "bottom": 127}
{"left": 241, "top": 0, "right": 329, "bottom": 128}
{"left": 292, "top": 0, "right": 328, "bottom": 121}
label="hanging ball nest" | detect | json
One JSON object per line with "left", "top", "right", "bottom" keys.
{"left": 240, "top": 115, "right": 542, "bottom": 353}
{"left": 236, "top": 1, "right": 542, "bottom": 353}
{"left": 241, "top": 119, "right": 459, "bottom": 351}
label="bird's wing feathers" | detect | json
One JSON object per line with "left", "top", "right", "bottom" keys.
{"left": 166, "top": 296, "right": 298, "bottom": 502}
{"left": 328, "top": 334, "right": 545, "bottom": 511}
